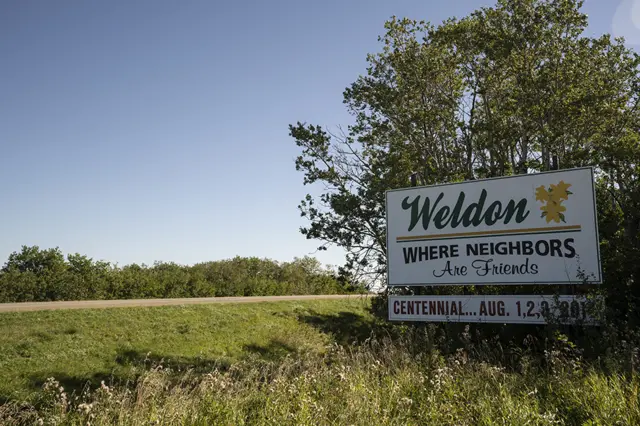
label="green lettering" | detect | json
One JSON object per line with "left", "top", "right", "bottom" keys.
{"left": 501, "top": 199, "right": 530, "bottom": 223}
{"left": 401, "top": 193, "right": 444, "bottom": 232}
{"left": 402, "top": 189, "right": 529, "bottom": 231}
{"left": 433, "top": 206, "right": 452, "bottom": 229}
{"left": 449, "top": 192, "right": 466, "bottom": 227}
{"left": 482, "top": 201, "right": 502, "bottom": 225}
{"left": 461, "top": 189, "right": 487, "bottom": 226}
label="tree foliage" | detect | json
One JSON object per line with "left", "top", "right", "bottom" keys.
{"left": 0, "top": 246, "right": 363, "bottom": 303}
{"left": 290, "top": 0, "right": 639, "bottom": 322}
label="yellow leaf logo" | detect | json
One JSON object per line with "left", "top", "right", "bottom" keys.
{"left": 536, "top": 181, "right": 572, "bottom": 223}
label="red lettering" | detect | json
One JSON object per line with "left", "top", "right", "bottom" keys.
{"left": 450, "top": 301, "right": 458, "bottom": 315}
{"left": 488, "top": 301, "right": 496, "bottom": 316}
{"left": 479, "top": 301, "right": 487, "bottom": 316}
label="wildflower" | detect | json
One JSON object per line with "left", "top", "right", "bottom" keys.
{"left": 78, "top": 402, "right": 94, "bottom": 414}
{"left": 399, "top": 397, "right": 413, "bottom": 406}
{"left": 99, "top": 380, "right": 113, "bottom": 398}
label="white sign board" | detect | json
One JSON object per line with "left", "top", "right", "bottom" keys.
{"left": 388, "top": 295, "right": 601, "bottom": 325}
{"left": 386, "top": 167, "right": 601, "bottom": 286}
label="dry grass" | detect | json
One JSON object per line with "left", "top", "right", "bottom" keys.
{"left": 1, "top": 333, "right": 638, "bottom": 426}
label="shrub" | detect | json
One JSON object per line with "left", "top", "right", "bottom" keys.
{"left": 0, "top": 246, "right": 364, "bottom": 303}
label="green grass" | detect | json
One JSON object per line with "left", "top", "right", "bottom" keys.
{"left": 0, "top": 298, "right": 373, "bottom": 401}
{"left": 1, "top": 297, "right": 639, "bottom": 425}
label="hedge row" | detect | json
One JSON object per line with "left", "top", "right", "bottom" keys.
{"left": 0, "top": 246, "right": 362, "bottom": 303}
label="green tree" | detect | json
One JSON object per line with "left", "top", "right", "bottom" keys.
{"left": 2, "top": 246, "right": 66, "bottom": 275}
{"left": 290, "top": 0, "right": 639, "bottom": 318}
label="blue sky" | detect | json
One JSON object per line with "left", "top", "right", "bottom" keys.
{"left": 1, "top": 0, "right": 638, "bottom": 269}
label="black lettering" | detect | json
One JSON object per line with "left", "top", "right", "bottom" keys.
{"left": 550, "top": 239, "right": 563, "bottom": 257}
{"left": 467, "top": 244, "right": 479, "bottom": 256}
{"left": 439, "top": 245, "right": 449, "bottom": 258}
{"left": 403, "top": 247, "right": 418, "bottom": 264}
{"left": 564, "top": 238, "right": 576, "bottom": 258}
{"left": 479, "top": 243, "right": 490, "bottom": 255}
{"left": 535, "top": 240, "right": 550, "bottom": 256}
{"left": 433, "top": 260, "right": 452, "bottom": 278}
{"left": 518, "top": 258, "right": 530, "bottom": 274}
{"left": 497, "top": 301, "right": 505, "bottom": 316}
{"left": 394, "top": 301, "right": 400, "bottom": 315}
{"left": 472, "top": 259, "right": 492, "bottom": 276}
{"left": 418, "top": 246, "right": 429, "bottom": 262}
{"left": 522, "top": 240, "right": 533, "bottom": 256}
{"left": 495, "top": 242, "right": 508, "bottom": 255}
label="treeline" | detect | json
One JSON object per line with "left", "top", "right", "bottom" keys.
{"left": 0, "top": 246, "right": 364, "bottom": 303}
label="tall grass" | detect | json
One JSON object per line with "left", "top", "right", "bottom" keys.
{"left": 2, "top": 331, "right": 638, "bottom": 425}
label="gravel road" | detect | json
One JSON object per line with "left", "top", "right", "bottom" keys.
{"left": 0, "top": 294, "right": 373, "bottom": 313}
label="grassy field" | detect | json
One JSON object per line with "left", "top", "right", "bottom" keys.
{"left": 0, "top": 297, "right": 373, "bottom": 402}
{"left": 1, "top": 297, "right": 639, "bottom": 425}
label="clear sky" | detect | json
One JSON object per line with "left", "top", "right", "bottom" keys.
{"left": 1, "top": 0, "right": 638, "bottom": 269}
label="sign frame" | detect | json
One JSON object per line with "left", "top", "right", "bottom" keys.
{"left": 385, "top": 167, "right": 602, "bottom": 287}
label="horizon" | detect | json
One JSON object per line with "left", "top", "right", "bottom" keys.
{"left": 2, "top": 0, "right": 638, "bottom": 270}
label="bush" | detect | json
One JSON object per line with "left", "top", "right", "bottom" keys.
{"left": 0, "top": 246, "right": 365, "bottom": 303}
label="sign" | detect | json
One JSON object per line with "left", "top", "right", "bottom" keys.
{"left": 388, "top": 295, "right": 601, "bottom": 325}
{"left": 386, "top": 167, "right": 601, "bottom": 286}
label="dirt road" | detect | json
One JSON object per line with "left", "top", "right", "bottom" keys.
{"left": 0, "top": 294, "right": 373, "bottom": 313}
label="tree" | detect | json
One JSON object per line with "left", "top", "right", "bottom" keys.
{"left": 290, "top": 0, "right": 639, "bottom": 314}
{"left": 2, "top": 245, "right": 67, "bottom": 275}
